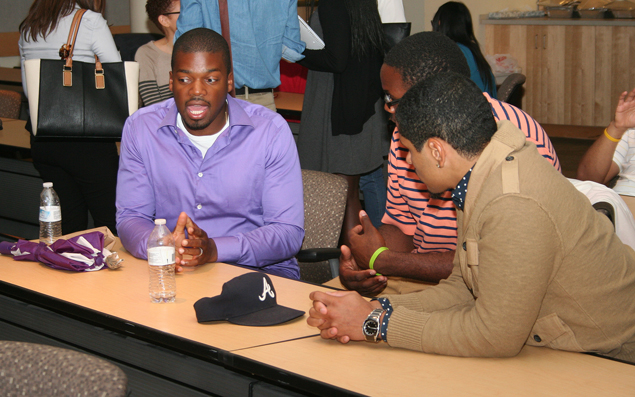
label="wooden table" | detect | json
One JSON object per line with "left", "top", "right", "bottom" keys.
{"left": 0, "top": 118, "right": 30, "bottom": 149}
{"left": 2, "top": 237, "right": 635, "bottom": 396}
{"left": 235, "top": 336, "right": 635, "bottom": 396}
{"left": 274, "top": 92, "right": 304, "bottom": 113}
{"left": 0, "top": 67, "right": 22, "bottom": 86}
{"left": 0, "top": 238, "right": 319, "bottom": 352}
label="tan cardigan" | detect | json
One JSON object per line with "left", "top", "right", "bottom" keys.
{"left": 384, "top": 121, "right": 635, "bottom": 362}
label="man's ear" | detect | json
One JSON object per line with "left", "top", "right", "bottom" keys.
{"left": 227, "top": 71, "right": 234, "bottom": 93}
{"left": 428, "top": 138, "right": 446, "bottom": 167}
{"left": 169, "top": 71, "right": 173, "bottom": 92}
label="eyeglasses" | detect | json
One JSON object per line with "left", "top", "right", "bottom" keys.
{"left": 383, "top": 93, "right": 400, "bottom": 109}
{"left": 163, "top": 11, "right": 180, "bottom": 15}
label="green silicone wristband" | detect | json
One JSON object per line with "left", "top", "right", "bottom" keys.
{"left": 369, "top": 247, "right": 389, "bottom": 276}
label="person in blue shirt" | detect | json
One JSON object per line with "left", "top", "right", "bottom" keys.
{"left": 175, "top": 0, "right": 306, "bottom": 111}
{"left": 432, "top": 1, "right": 496, "bottom": 99}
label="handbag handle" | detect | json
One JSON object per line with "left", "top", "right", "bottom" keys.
{"left": 218, "top": 0, "right": 235, "bottom": 97}
{"left": 60, "top": 9, "right": 104, "bottom": 89}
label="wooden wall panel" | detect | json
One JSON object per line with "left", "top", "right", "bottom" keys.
{"left": 542, "top": 25, "right": 566, "bottom": 124}
{"left": 594, "top": 26, "right": 613, "bottom": 126}
{"left": 524, "top": 25, "right": 542, "bottom": 119}
{"left": 0, "top": 32, "right": 21, "bottom": 57}
{"left": 564, "top": 26, "right": 595, "bottom": 126}
{"left": 0, "top": 26, "right": 130, "bottom": 59}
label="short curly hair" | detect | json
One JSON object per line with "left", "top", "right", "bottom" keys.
{"left": 172, "top": 28, "right": 232, "bottom": 73}
{"left": 396, "top": 72, "right": 496, "bottom": 158}
{"left": 384, "top": 32, "right": 470, "bottom": 90}
{"left": 146, "top": 0, "right": 178, "bottom": 34}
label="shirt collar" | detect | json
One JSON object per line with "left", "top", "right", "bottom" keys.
{"left": 159, "top": 95, "right": 254, "bottom": 137}
{"left": 451, "top": 166, "right": 474, "bottom": 211}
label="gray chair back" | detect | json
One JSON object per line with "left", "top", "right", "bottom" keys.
{"left": 497, "top": 73, "right": 526, "bottom": 108}
{"left": 0, "top": 341, "right": 127, "bottom": 396}
{"left": 299, "top": 170, "right": 347, "bottom": 283}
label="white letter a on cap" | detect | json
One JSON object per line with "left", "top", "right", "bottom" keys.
{"left": 258, "top": 277, "right": 275, "bottom": 301}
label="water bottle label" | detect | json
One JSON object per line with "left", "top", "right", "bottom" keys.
{"left": 39, "top": 206, "right": 61, "bottom": 222}
{"left": 148, "top": 246, "right": 175, "bottom": 266}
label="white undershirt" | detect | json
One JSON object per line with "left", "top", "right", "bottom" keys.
{"left": 177, "top": 110, "right": 229, "bottom": 158}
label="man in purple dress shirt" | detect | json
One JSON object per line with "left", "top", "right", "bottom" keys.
{"left": 116, "top": 28, "right": 304, "bottom": 279}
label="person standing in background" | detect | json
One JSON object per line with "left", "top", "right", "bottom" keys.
{"left": 378, "top": 0, "right": 406, "bottom": 23}
{"left": 174, "top": 0, "right": 305, "bottom": 111}
{"left": 19, "top": 0, "right": 121, "bottom": 235}
{"left": 297, "top": 0, "right": 389, "bottom": 243}
{"left": 356, "top": 0, "right": 408, "bottom": 229}
{"left": 136, "top": 0, "right": 180, "bottom": 106}
{"left": 432, "top": 1, "right": 496, "bottom": 98}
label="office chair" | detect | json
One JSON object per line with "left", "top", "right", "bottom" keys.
{"left": 569, "top": 178, "right": 635, "bottom": 251}
{"left": 0, "top": 341, "right": 127, "bottom": 396}
{"left": 113, "top": 33, "right": 164, "bottom": 62}
{"left": 0, "top": 89, "right": 21, "bottom": 119}
{"left": 296, "top": 170, "right": 347, "bottom": 284}
{"left": 498, "top": 73, "right": 526, "bottom": 109}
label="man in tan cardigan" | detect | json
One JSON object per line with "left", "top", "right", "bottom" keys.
{"left": 307, "top": 73, "right": 635, "bottom": 362}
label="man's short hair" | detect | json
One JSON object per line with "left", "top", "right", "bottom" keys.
{"left": 396, "top": 72, "right": 497, "bottom": 159}
{"left": 172, "top": 28, "right": 232, "bottom": 73}
{"left": 384, "top": 32, "right": 470, "bottom": 89}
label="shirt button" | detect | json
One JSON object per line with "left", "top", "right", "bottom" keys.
{"left": 505, "top": 155, "right": 515, "bottom": 161}
{"left": 198, "top": 172, "right": 203, "bottom": 177}
{"left": 533, "top": 335, "right": 542, "bottom": 343}
{"left": 196, "top": 204, "right": 202, "bottom": 210}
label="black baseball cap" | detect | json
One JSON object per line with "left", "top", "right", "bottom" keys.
{"left": 194, "top": 272, "right": 305, "bottom": 326}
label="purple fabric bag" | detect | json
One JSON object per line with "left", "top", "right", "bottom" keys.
{"left": 0, "top": 231, "right": 117, "bottom": 271}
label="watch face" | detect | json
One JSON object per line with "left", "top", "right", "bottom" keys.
{"left": 363, "top": 320, "right": 379, "bottom": 336}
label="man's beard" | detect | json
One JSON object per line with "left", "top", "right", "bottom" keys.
{"left": 184, "top": 118, "right": 213, "bottom": 131}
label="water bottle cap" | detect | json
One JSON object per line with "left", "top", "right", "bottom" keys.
{"left": 43, "top": 182, "right": 53, "bottom": 188}
{"left": 154, "top": 219, "right": 167, "bottom": 225}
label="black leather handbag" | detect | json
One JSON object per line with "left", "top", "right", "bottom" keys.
{"left": 24, "top": 9, "right": 138, "bottom": 140}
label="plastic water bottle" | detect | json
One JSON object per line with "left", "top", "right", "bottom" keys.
{"left": 147, "top": 219, "right": 176, "bottom": 303}
{"left": 39, "top": 182, "right": 62, "bottom": 244}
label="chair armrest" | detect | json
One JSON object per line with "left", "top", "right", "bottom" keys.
{"left": 296, "top": 247, "right": 341, "bottom": 262}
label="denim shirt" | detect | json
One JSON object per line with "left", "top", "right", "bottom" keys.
{"left": 176, "top": 0, "right": 306, "bottom": 90}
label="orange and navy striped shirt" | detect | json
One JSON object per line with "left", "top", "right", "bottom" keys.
{"left": 382, "top": 93, "right": 561, "bottom": 253}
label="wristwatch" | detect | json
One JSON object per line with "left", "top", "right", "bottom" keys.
{"left": 362, "top": 308, "right": 384, "bottom": 342}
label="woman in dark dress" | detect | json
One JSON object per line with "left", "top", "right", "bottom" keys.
{"left": 297, "top": 0, "right": 388, "bottom": 242}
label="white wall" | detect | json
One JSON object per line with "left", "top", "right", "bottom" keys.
{"left": 402, "top": 0, "right": 538, "bottom": 44}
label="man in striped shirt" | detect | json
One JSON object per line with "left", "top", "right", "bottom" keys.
{"left": 339, "top": 32, "right": 560, "bottom": 296}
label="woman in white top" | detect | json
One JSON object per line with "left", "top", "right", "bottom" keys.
{"left": 19, "top": 0, "right": 122, "bottom": 236}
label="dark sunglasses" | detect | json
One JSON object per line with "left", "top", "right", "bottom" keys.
{"left": 383, "top": 93, "right": 400, "bottom": 109}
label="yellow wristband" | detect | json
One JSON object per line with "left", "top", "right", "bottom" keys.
{"left": 604, "top": 128, "right": 621, "bottom": 143}
{"left": 369, "top": 247, "right": 388, "bottom": 276}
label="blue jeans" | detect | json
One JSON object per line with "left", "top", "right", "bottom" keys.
{"left": 360, "top": 166, "right": 387, "bottom": 228}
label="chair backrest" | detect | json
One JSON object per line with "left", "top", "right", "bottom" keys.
{"left": 299, "top": 170, "right": 347, "bottom": 282}
{"left": 113, "top": 33, "right": 164, "bottom": 62}
{"left": 0, "top": 89, "right": 21, "bottom": 119}
{"left": 0, "top": 341, "right": 127, "bottom": 396}
{"left": 383, "top": 22, "right": 412, "bottom": 51}
{"left": 569, "top": 178, "right": 635, "bottom": 251}
{"left": 497, "top": 73, "right": 526, "bottom": 108}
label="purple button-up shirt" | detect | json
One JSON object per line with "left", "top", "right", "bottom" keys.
{"left": 116, "top": 96, "right": 304, "bottom": 279}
